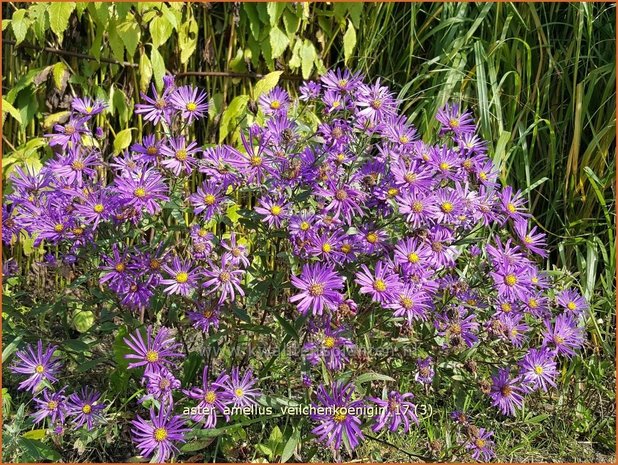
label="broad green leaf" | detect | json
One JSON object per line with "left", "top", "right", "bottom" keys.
{"left": 346, "top": 3, "right": 364, "bottom": 28}
{"left": 253, "top": 71, "right": 283, "bottom": 100}
{"left": 281, "top": 426, "right": 300, "bottom": 463}
{"left": 269, "top": 26, "right": 289, "bottom": 59}
{"left": 118, "top": 19, "right": 141, "bottom": 59}
{"left": 108, "top": 21, "right": 125, "bottom": 62}
{"left": 282, "top": 7, "right": 300, "bottom": 36}
{"left": 267, "top": 2, "right": 286, "bottom": 25}
{"left": 52, "top": 62, "right": 69, "bottom": 90}
{"left": 219, "top": 95, "right": 249, "bottom": 143}
{"left": 226, "top": 203, "right": 240, "bottom": 223}
{"left": 355, "top": 372, "right": 395, "bottom": 384}
{"left": 300, "top": 39, "right": 317, "bottom": 80}
{"left": 179, "top": 17, "right": 198, "bottom": 64}
{"left": 139, "top": 53, "right": 152, "bottom": 93}
{"left": 73, "top": 310, "right": 95, "bottom": 333}
{"left": 343, "top": 21, "right": 356, "bottom": 65}
{"left": 113, "top": 128, "right": 134, "bottom": 154}
{"left": 43, "top": 111, "right": 70, "bottom": 130}
{"left": 19, "top": 438, "right": 62, "bottom": 462}
{"left": 288, "top": 40, "right": 302, "bottom": 70}
{"left": 150, "top": 15, "right": 173, "bottom": 48}
{"left": 151, "top": 48, "right": 166, "bottom": 91}
{"left": 10, "top": 9, "right": 29, "bottom": 45}
{"left": 2, "top": 98, "right": 22, "bottom": 125}
{"left": 22, "top": 430, "right": 46, "bottom": 440}
{"left": 49, "top": 2, "right": 76, "bottom": 43}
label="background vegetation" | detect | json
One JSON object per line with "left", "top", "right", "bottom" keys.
{"left": 2, "top": 2, "right": 615, "bottom": 462}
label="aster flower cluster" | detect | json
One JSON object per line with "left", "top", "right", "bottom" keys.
{"left": 4, "top": 68, "right": 591, "bottom": 462}
{"left": 10, "top": 340, "right": 107, "bottom": 433}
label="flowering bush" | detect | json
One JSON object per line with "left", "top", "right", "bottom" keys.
{"left": 3, "top": 68, "right": 591, "bottom": 462}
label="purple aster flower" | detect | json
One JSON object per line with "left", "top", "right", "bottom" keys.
{"left": 299, "top": 80, "right": 321, "bottom": 101}
{"left": 316, "top": 181, "right": 365, "bottom": 225}
{"left": 356, "top": 78, "right": 398, "bottom": 122}
{"left": 428, "top": 145, "right": 464, "bottom": 182}
{"left": 490, "top": 262, "right": 532, "bottom": 302}
{"left": 183, "top": 366, "right": 230, "bottom": 429}
{"left": 355, "top": 261, "right": 402, "bottom": 305}
{"left": 415, "top": 356, "right": 435, "bottom": 384}
{"left": 67, "top": 386, "right": 106, "bottom": 430}
{"left": 542, "top": 313, "right": 585, "bottom": 357}
{"left": 32, "top": 387, "right": 68, "bottom": 424}
{"left": 143, "top": 367, "right": 181, "bottom": 405}
{"left": 390, "top": 159, "right": 433, "bottom": 192}
{"left": 499, "top": 186, "right": 531, "bottom": 223}
{"left": 51, "top": 147, "right": 100, "bottom": 187}
{"left": 131, "top": 407, "right": 189, "bottom": 462}
{"left": 160, "top": 136, "right": 199, "bottom": 176}
{"left": 258, "top": 86, "right": 290, "bottom": 115}
{"left": 310, "top": 382, "right": 364, "bottom": 451}
{"left": 435, "top": 306, "right": 479, "bottom": 348}
{"left": 168, "top": 85, "right": 208, "bottom": 123}
{"left": 370, "top": 391, "right": 418, "bottom": 433}
{"left": 306, "top": 230, "right": 346, "bottom": 264}
{"left": 188, "top": 181, "right": 226, "bottom": 219}
{"left": 320, "top": 68, "right": 363, "bottom": 94}
{"left": 202, "top": 255, "right": 245, "bottom": 304}
{"left": 434, "top": 187, "right": 464, "bottom": 224}
{"left": 303, "top": 324, "right": 354, "bottom": 371}
{"left": 221, "top": 233, "right": 250, "bottom": 268}
{"left": 513, "top": 219, "right": 548, "bottom": 257}
{"left": 489, "top": 368, "right": 525, "bottom": 416}
{"left": 290, "top": 263, "right": 345, "bottom": 316}
{"left": 216, "top": 367, "right": 261, "bottom": 408}
{"left": 114, "top": 168, "right": 170, "bottom": 216}
{"left": 187, "top": 303, "right": 221, "bottom": 334}
{"left": 72, "top": 97, "right": 107, "bottom": 116}
{"left": 387, "top": 286, "right": 431, "bottom": 325}
{"left": 123, "top": 326, "right": 183, "bottom": 374}
{"left": 10, "top": 340, "right": 63, "bottom": 393}
{"left": 393, "top": 237, "right": 431, "bottom": 274}
{"left": 135, "top": 83, "right": 174, "bottom": 126}
{"left": 160, "top": 257, "right": 197, "bottom": 296}
{"left": 498, "top": 312, "right": 529, "bottom": 347}
{"left": 74, "top": 188, "right": 115, "bottom": 229}
{"left": 426, "top": 226, "right": 460, "bottom": 269}
{"left": 465, "top": 427, "right": 496, "bottom": 462}
{"left": 99, "top": 244, "right": 135, "bottom": 291}
{"left": 199, "top": 145, "right": 243, "bottom": 187}
{"left": 45, "top": 117, "right": 89, "bottom": 148}
{"left": 132, "top": 135, "right": 163, "bottom": 163}
{"left": 436, "top": 103, "right": 476, "bottom": 136}
{"left": 397, "top": 191, "right": 438, "bottom": 229}
{"left": 254, "top": 196, "right": 289, "bottom": 228}
{"left": 556, "top": 288, "right": 589, "bottom": 316}
{"left": 519, "top": 348, "right": 558, "bottom": 392}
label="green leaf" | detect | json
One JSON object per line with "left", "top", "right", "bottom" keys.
{"left": 49, "top": 2, "right": 76, "bottom": 43}
{"left": 253, "top": 71, "right": 283, "bottom": 100}
{"left": 19, "top": 438, "right": 62, "bottom": 462}
{"left": 179, "top": 17, "right": 198, "bottom": 64}
{"left": 150, "top": 15, "right": 173, "bottom": 48}
{"left": 43, "top": 111, "right": 70, "bottom": 130}
{"left": 22, "top": 429, "right": 47, "bottom": 440}
{"left": 118, "top": 19, "right": 141, "bottom": 60}
{"left": 52, "top": 62, "right": 69, "bottom": 90}
{"left": 355, "top": 372, "right": 395, "bottom": 384}
{"left": 219, "top": 95, "right": 249, "bottom": 143}
{"left": 281, "top": 426, "right": 300, "bottom": 463}
{"left": 73, "top": 310, "right": 95, "bottom": 333}
{"left": 226, "top": 203, "right": 240, "bottom": 223}
{"left": 108, "top": 21, "right": 125, "bottom": 62}
{"left": 282, "top": 7, "right": 301, "bottom": 36}
{"left": 139, "top": 53, "right": 152, "bottom": 93}
{"left": 300, "top": 39, "right": 317, "bottom": 80}
{"left": 11, "top": 9, "right": 29, "bottom": 45}
{"left": 113, "top": 128, "right": 134, "bottom": 154}
{"left": 180, "top": 438, "right": 215, "bottom": 453}
{"left": 150, "top": 48, "right": 166, "bottom": 91}
{"left": 267, "top": 3, "right": 286, "bottom": 25}
{"left": 343, "top": 21, "right": 356, "bottom": 65}
{"left": 269, "top": 26, "right": 289, "bottom": 59}
{"left": 2, "top": 98, "right": 22, "bottom": 126}
{"left": 112, "top": 325, "right": 131, "bottom": 369}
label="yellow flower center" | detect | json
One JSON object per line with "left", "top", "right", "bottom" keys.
{"left": 300, "top": 221, "right": 310, "bottom": 231}
{"left": 270, "top": 100, "right": 281, "bottom": 110}
{"left": 150, "top": 259, "right": 161, "bottom": 270}
{"left": 205, "top": 391, "right": 216, "bottom": 404}
{"left": 404, "top": 172, "right": 417, "bottom": 183}
{"left": 567, "top": 301, "right": 577, "bottom": 311}
{"left": 554, "top": 335, "right": 565, "bottom": 344}
{"left": 399, "top": 135, "right": 409, "bottom": 144}
{"left": 204, "top": 194, "right": 216, "bottom": 205}
{"left": 250, "top": 155, "right": 262, "bottom": 167}
{"left": 504, "top": 274, "right": 517, "bottom": 287}
{"left": 501, "top": 386, "right": 513, "bottom": 397}
{"left": 309, "top": 283, "right": 324, "bottom": 297}
{"left": 333, "top": 409, "right": 347, "bottom": 423}
{"left": 479, "top": 171, "right": 488, "bottom": 181}
{"left": 35, "top": 364, "right": 45, "bottom": 374}
{"left": 153, "top": 427, "right": 168, "bottom": 442}
{"left": 198, "top": 228, "right": 208, "bottom": 237}
{"left": 64, "top": 125, "right": 76, "bottom": 135}
{"left": 85, "top": 106, "right": 93, "bottom": 113}
{"left": 93, "top": 203, "right": 105, "bottom": 213}
{"left": 506, "top": 203, "right": 517, "bottom": 213}
{"left": 231, "top": 247, "right": 241, "bottom": 257}
{"left": 323, "top": 336, "right": 336, "bottom": 349}
{"left": 176, "top": 272, "right": 188, "bottom": 283}
{"left": 412, "top": 201, "right": 424, "bottom": 213}
{"left": 441, "top": 202, "right": 454, "bottom": 213}
{"left": 332, "top": 100, "right": 341, "bottom": 108}
{"left": 338, "top": 79, "right": 348, "bottom": 88}
{"left": 270, "top": 205, "right": 282, "bottom": 216}
{"left": 147, "top": 146, "right": 158, "bottom": 156}
{"left": 463, "top": 159, "right": 473, "bottom": 170}
{"left": 175, "top": 149, "right": 188, "bottom": 161}
{"left": 407, "top": 252, "right": 420, "bottom": 264}
{"left": 534, "top": 365, "right": 544, "bottom": 375}
{"left": 439, "top": 162, "right": 450, "bottom": 171}
{"left": 449, "top": 118, "right": 460, "bottom": 128}
{"left": 219, "top": 271, "right": 231, "bottom": 283}
{"left": 366, "top": 232, "right": 378, "bottom": 244}
{"left": 373, "top": 279, "right": 387, "bottom": 292}
{"left": 71, "top": 160, "right": 85, "bottom": 170}
{"left": 321, "top": 243, "right": 332, "bottom": 253}
{"left": 134, "top": 187, "right": 146, "bottom": 198}
{"left": 387, "top": 187, "right": 399, "bottom": 197}
{"left": 501, "top": 302, "right": 512, "bottom": 312}
{"left": 475, "top": 438, "right": 486, "bottom": 448}
{"left": 145, "top": 350, "right": 159, "bottom": 363}
{"left": 115, "top": 263, "right": 126, "bottom": 273}
{"left": 335, "top": 189, "right": 348, "bottom": 201}
{"left": 528, "top": 298, "right": 538, "bottom": 308}
{"left": 186, "top": 102, "right": 197, "bottom": 112}
{"left": 234, "top": 388, "right": 244, "bottom": 397}
{"left": 155, "top": 99, "right": 166, "bottom": 109}
{"left": 370, "top": 99, "right": 383, "bottom": 109}
{"left": 203, "top": 309, "right": 214, "bottom": 318}
{"left": 54, "top": 223, "right": 65, "bottom": 232}
{"left": 47, "top": 401, "right": 58, "bottom": 410}
{"left": 82, "top": 404, "right": 92, "bottom": 414}
{"left": 400, "top": 296, "right": 413, "bottom": 309}
{"left": 341, "top": 243, "right": 351, "bottom": 253}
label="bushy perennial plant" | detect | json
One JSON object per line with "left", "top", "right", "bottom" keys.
{"left": 5, "top": 68, "right": 589, "bottom": 462}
